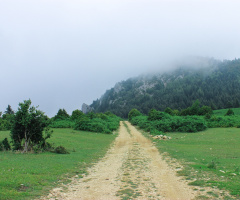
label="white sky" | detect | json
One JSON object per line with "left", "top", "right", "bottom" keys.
{"left": 1, "top": 0, "right": 240, "bottom": 117}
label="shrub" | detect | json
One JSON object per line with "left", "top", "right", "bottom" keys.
{"left": 74, "top": 113, "right": 121, "bottom": 134}
{"left": 2, "top": 138, "right": 11, "bottom": 150}
{"left": 148, "top": 109, "right": 171, "bottom": 121}
{"left": 49, "top": 119, "right": 75, "bottom": 128}
{"left": 207, "top": 160, "right": 217, "bottom": 169}
{"left": 128, "top": 109, "right": 142, "bottom": 121}
{"left": 130, "top": 112, "right": 207, "bottom": 133}
{"left": 54, "top": 109, "right": 70, "bottom": 120}
{"left": 11, "top": 99, "right": 49, "bottom": 152}
{"left": 54, "top": 146, "right": 69, "bottom": 154}
{"left": 225, "top": 109, "right": 234, "bottom": 116}
{"left": 0, "top": 138, "right": 11, "bottom": 151}
{"left": 71, "top": 109, "right": 84, "bottom": 121}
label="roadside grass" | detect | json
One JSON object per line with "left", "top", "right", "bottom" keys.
{"left": 0, "top": 128, "right": 117, "bottom": 200}
{"left": 153, "top": 128, "right": 240, "bottom": 197}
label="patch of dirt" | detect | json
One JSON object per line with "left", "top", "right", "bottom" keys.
{"left": 40, "top": 121, "right": 202, "bottom": 200}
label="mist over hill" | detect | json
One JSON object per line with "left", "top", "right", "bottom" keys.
{"left": 89, "top": 58, "right": 240, "bottom": 118}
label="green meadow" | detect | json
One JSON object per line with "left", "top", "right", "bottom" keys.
{"left": 214, "top": 107, "right": 240, "bottom": 116}
{"left": 154, "top": 127, "right": 240, "bottom": 197}
{"left": 0, "top": 129, "right": 117, "bottom": 200}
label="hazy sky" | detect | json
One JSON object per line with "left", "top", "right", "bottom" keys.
{"left": 1, "top": 0, "right": 240, "bottom": 117}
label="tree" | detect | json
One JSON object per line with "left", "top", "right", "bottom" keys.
{"left": 225, "top": 109, "right": 234, "bottom": 116}
{"left": 128, "top": 109, "right": 142, "bottom": 121}
{"left": 4, "top": 105, "right": 14, "bottom": 115}
{"left": 71, "top": 109, "right": 84, "bottom": 121}
{"left": 54, "top": 109, "right": 70, "bottom": 120}
{"left": 164, "top": 107, "right": 174, "bottom": 115}
{"left": 199, "top": 106, "right": 213, "bottom": 115}
{"left": 11, "top": 99, "right": 48, "bottom": 152}
{"left": 1, "top": 138, "right": 11, "bottom": 151}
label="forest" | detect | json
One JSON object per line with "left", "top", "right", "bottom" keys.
{"left": 90, "top": 58, "right": 240, "bottom": 118}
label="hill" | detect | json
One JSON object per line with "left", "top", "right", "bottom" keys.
{"left": 90, "top": 58, "right": 240, "bottom": 118}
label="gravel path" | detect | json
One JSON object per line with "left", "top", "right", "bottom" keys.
{"left": 40, "top": 121, "right": 197, "bottom": 200}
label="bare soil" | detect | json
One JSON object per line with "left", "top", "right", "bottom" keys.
{"left": 40, "top": 121, "right": 199, "bottom": 200}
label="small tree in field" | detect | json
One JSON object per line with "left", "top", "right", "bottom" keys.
{"left": 225, "top": 109, "right": 234, "bottom": 116}
{"left": 11, "top": 99, "right": 49, "bottom": 152}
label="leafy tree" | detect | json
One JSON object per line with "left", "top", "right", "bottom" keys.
{"left": 54, "top": 109, "right": 70, "bottom": 120}
{"left": 225, "top": 109, "right": 234, "bottom": 116}
{"left": 0, "top": 105, "right": 15, "bottom": 130}
{"left": 199, "top": 106, "right": 213, "bottom": 115}
{"left": 1, "top": 138, "right": 11, "bottom": 151}
{"left": 4, "top": 105, "right": 14, "bottom": 115}
{"left": 128, "top": 109, "right": 142, "bottom": 121}
{"left": 148, "top": 109, "right": 170, "bottom": 121}
{"left": 164, "top": 107, "right": 174, "bottom": 115}
{"left": 11, "top": 99, "right": 49, "bottom": 152}
{"left": 71, "top": 109, "right": 84, "bottom": 121}
{"left": 2, "top": 113, "right": 15, "bottom": 130}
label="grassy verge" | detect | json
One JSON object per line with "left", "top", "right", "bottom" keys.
{"left": 0, "top": 128, "right": 117, "bottom": 200}
{"left": 150, "top": 128, "right": 240, "bottom": 198}
{"left": 214, "top": 108, "right": 240, "bottom": 116}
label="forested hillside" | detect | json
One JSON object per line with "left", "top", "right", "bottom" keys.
{"left": 90, "top": 58, "right": 240, "bottom": 118}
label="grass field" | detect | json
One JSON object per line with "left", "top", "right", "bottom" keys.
{"left": 0, "top": 129, "right": 117, "bottom": 200}
{"left": 153, "top": 127, "right": 240, "bottom": 198}
{"left": 214, "top": 107, "right": 240, "bottom": 116}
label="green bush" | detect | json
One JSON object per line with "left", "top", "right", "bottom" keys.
{"left": 49, "top": 119, "right": 75, "bottom": 128}
{"left": 0, "top": 138, "right": 11, "bottom": 151}
{"left": 54, "top": 146, "right": 69, "bottom": 154}
{"left": 74, "top": 112, "right": 121, "bottom": 134}
{"left": 128, "top": 109, "right": 142, "bottom": 121}
{"left": 148, "top": 109, "right": 171, "bottom": 121}
{"left": 225, "top": 109, "right": 234, "bottom": 116}
{"left": 207, "top": 115, "right": 240, "bottom": 128}
{"left": 130, "top": 110, "right": 207, "bottom": 133}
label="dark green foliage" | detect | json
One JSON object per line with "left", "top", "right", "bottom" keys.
{"left": 0, "top": 118, "right": 9, "bottom": 131}
{"left": 10, "top": 99, "right": 49, "bottom": 152}
{"left": 0, "top": 138, "right": 11, "bottom": 151}
{"left": 164, "top": 107, "right": 175, "bottom": 115}
{"left": 1, "top": 113, "right": 15, "bottom": 130}
{"left": 207, "top": 115, "right": 240, "bottom": 128}
{"left": 128, "top": 109, "right": 142, "bottom": 121}
{"left": 90, "top": 58, "right": 240, "bottom": 118}
{"left": 54, "top": 109, "right": 70, "bottom": 120}
{"left": 49, "top": 109, "right": 79, "bottom": 128}
{"left": 180, "top": 100, "right": 213, "bottom": 116}
{"left": 148, "top": 109, "right": 171, "bottom": 121}
{"left": 54, "top": 145, "right": 69, "bottom": 154}
{"left": 49, "top": 119, "right": 75, "bottom": 128}
{"left": 75, "top": 112, "right": 121, "bottom": 134}
{"left": 130, "top": 110, "right": 207, "bottom": 133}
{"left": 5, "top": 105, "right": 14, "bottom": 115}
{"left": 199, "top": 106, "right": 213, "bottom": 115}
{"left": 225, "top": 109, "right": 234, "bottom": 116}
{"left": 71, "top": 109, "right": 84, "bottom": 121}
{"left": 0, "top": 105, "right": 15, "bottom": 130}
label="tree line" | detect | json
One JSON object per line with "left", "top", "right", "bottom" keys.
{"left": 91, "top": 58, "right": 240, "bottom": 118}
{"left": 0, "top": 100, "right": 121, "bottom": 153}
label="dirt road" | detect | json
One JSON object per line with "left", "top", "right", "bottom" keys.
{"left": 42, "top": 121, "right": 197, "bottom": 200}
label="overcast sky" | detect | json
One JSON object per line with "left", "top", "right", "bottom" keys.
{"left": 1, "top": 0, "right": 240, "bottom": 117}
